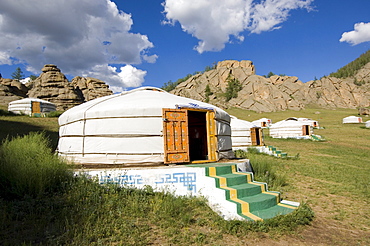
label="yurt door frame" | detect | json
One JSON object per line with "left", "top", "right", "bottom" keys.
{"left": 250, "top": 127, "right": 263, "bottom": 146}
{"left": 302, "top": 125, "right": 311, "bottom": 136}
{"left": 31, "top": 101, "right": 41, "bottom": 114}
{"left": 162, "top": 108, "right": 217, "bottom": 164}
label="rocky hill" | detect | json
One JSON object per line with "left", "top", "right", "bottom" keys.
{"left": 0, "top": 64, "right": 113, "bottom": 111}
{"left": 170, "top": 60, "right": 370, "bottom": 112}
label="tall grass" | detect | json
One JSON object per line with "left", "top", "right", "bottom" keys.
{"left": 0, "top": 132, "right": 72, "bottom": 199}
{"left": 0, "top": 132, "right": 314, "bottom": 245}
{"left": 235, "top": 149, "right": 288, "bottom": 190}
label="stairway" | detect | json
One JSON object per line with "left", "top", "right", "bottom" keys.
{"left": 205, "top": 163, "right": 298, "bottom": 221}
{"left": 267, "top": 145, "right": 288, "bottom": 158}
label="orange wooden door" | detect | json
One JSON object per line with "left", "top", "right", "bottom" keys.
{"left": 250, "top": 127, "right": 263, "bottom": 146}
{"left": 206, "top": 110, "right": 217, "bottom": 162}
{"left": 163, "top": 109, "right": 190, "bottom": 164}
{"left": 31, "top": 101, "right": 41, "bottom": 114}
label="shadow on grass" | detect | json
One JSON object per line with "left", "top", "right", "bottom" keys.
{"left": 0, "top": 119, "right": 59, "bottom": 150}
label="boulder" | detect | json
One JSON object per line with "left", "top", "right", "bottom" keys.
{"left": 71, "top": 76, "right": 113, "bottom": 101}
{"left": 27, "top": 64, "right": 83, "bottom": 111}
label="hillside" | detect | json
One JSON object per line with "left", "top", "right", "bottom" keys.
{"left": 169, "top": 58, "right": 370, "bottom": 113}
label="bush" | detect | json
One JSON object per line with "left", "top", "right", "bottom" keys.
{"left": 46, "top": 111, "right": 63, "bottom": 117}
{"left": 0, "top": 132, "right": 72, "bottom": 199}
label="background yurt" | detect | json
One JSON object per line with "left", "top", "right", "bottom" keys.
{"left": 269, "top": 118, "right": 313, "bottom": 139}
{"left": 58, "top": 87, "right": 234, "bottom": 166}
{"left": 297, "top": 117, "right": 319, "bottom": 128}
{"left": 230, "top": 116, "right": 264, "bottom": 151}
{"left": 8, "top": 98, "right": 56, "bottom": 116}
{"left": 342, "top": 116, "right": 363, "bottom": 124}
{"left": 251, "top": 118, "right": 272, "bottom": 128}
{"left": 366, "top": 120, "right": 370, "bottom": 128}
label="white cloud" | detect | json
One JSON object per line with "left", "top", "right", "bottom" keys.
{"left": 84, "top": 65, "right": 147, "bottom": 93}
{"left": 340, "top": 22, "right": 370, "bottom": 45}
{"left": 163, "top": 0, "right": 313, "bottom": 53}
{"left": 0, "top": 0, "right": 156, "bottom": 90}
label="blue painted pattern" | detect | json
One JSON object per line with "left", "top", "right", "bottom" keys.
{"left": 98, "top": 172, "right": 197, "bottom": 192}
{"left": 155, "top": 172, "right": 197, "bottom": 192}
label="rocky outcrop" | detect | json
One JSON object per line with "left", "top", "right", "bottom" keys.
{"left": 71, "top": 76, "right": 112, "bottom": 101}
{"left": 0, "top": 78, "right": 28, "bottom": 106}
{"left": 297, "top": 77, "right": 370, "bottom": 109}
{"left": 171, "top": 60, "right": 305, "bottom": 112}
{"left": 24, "top": 64, "right": 113, "bottom": 111}
{"left": 26, "top": 64, "right": 83, "bottom": 111}
{"left": 170, "top": 60, "right": 370, "bottom": 112}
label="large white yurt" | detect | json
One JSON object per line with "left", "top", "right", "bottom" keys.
{"left": 342, "top": 116, "right": 363, "bottom": 124}
{"left": 366, "top": 120, "right": 370, "bottom": 128}
{"left": 230, "top": 116, "right": 264, "bottom": 150}
{"left": 251, "top": 118, "right": 272, "bottom": 128}
{"left": 269, "top": 118, "right": 312, "bottom": 139}
{"left": 58, "top": 87, "right": 234, "bottom": 165}
{"left": 8, "top": 98, "right": 56, "bottom": 116}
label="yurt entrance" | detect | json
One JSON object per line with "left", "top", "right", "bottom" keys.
{"left": 31, "top": 101, "right": 41, "bottom": 114}
{"left": 163, "top": 108, "right": 217, "bottom": 164}
{"left": 250, "top": 127, "right": 263, "bottom": 146}
{"left": 302, "top": 125, "right": 310, "bottom": 136}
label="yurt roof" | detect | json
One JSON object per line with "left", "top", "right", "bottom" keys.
{"left": 343, "top": 116, "right": 361, "bottom": 120}
{"left": 271, "top": 118, "right": 310, "bottom": 128}
{"left": 230, "top": 116, "right": 259, "bottom": 130}
{"left": 9, "top": 98, "right": 55, "bottom": 105}
{"left": 59, "top": 87, "right": 229, "bottom": 125}
{"left": 253, "top": 117, "right": 271, "bottom": 122}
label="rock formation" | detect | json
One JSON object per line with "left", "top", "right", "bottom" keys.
{"left": 26, "top": 64, "right": 84, "bottom": 111}
{"left": 71, "top": 76, "right": 112, "bottom": 101}
{"left": 170, "top": 60, "right": 370, "bottom": 112}
{"left": 0, "top": 77, "right": 28, "bottom": 106}
{"left": 171, "top": 60, "right": 304, "bottom": 112}
{"left": 24, "top": 64, "right": 113, "bottom": 111}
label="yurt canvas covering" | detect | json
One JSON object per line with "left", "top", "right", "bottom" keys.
{"left": 8, "top": 98, "right": 56, "bottom": 116}
{"left": 251, "top": 118, "right": 272, "bottom": 128}
{"left": 297, "top": 117, "right": 319, "bottom": 128}
{"left": 366, "top": 120, "right": 370, "bottom": 128}
{"left": 269, "top": 118, "right": 312, "bottom": 139}
{"left": 342, "top": 116, "right": 363, "bottom": 124}
{"left": 58, "top": 87, "right": 234, "bottom": 165}
{"left": 230, "top": 116, "right": 264, "bottom": 150}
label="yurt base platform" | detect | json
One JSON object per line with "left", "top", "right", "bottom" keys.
{"left": 76, "top": 160, "right": 299, "bottom": 221}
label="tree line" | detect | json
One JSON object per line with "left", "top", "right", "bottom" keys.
{"left": 330, "top": 49, "right": 370, "bottom": 78}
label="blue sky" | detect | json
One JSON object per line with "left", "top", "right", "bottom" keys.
{"left": 0, "top": 0, "right": 369, "bottom": 93}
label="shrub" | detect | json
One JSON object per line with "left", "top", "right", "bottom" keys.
{"left": 46, "top": 111, "right": 63, "bottom": 117}
{"left": 225, "top": 76, "right": 242, "bottom": 101}
{"left": 0, "top": 132, "right": 72, "bottom": 199}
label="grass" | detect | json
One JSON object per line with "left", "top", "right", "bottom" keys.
{"left": 227, "top": 107, "right": 370, "bottom": 238}
{"left": 0, "top": 106, "right": 369, "bottom": 245}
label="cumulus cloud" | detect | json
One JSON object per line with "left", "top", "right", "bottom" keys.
{"left": 163, "top": 0, "right": 313, "bottom": 53}
{"left": 0, "top": 0, "right": 157, "bottom": 90}
{"left": 85, "top": 65, "right": 147, "bottom": 93}
{"left": 340, "top": 22, "right": 370, "bottom": 45}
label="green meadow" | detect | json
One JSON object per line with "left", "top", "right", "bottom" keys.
{"left": 0, "top": 106, "right": 369, "bottom": 245}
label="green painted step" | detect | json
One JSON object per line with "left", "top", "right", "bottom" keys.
{"left": 205, "top": 163, "right": 298, "bottom": 221}
{"left": 252, "top": 204, "right": 296, "bottom": 219}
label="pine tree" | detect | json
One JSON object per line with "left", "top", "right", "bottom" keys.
{"left": 11, "top": 67, "right": 25, "bottom": 81}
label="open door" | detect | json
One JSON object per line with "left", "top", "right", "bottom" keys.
{"left": 31, "top": 101, "right": 41, "bottom": 114}
{"left": 163, "top": 108, "right": 217, "bottom": 164}
{"left": 162, "top": 109, "right": 190, "bottom": 164}
{"left": 250, "top": 127, "right": 263, "bottom": 146}
{"left": 302, "top": 125, "right": 310, "bottom": 136}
